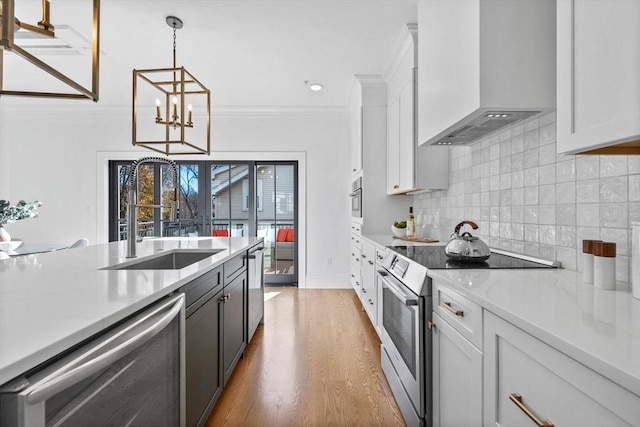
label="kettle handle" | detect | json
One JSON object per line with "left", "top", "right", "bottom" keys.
{"left": 454, "top": 220, "right": 479, "bottom": 235}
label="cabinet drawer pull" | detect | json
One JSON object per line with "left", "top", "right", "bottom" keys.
{"left": 369, "top": 299, "right": 373, "bottom": 305}
{"left": 427, "top": 321, "right": 436, "bottom": 331}
{"left": 443, "top": 301, "right": 464, "bottom": 316}
{"left": 356, "top": 258, "right": 360, "bottom": 262}
{"left": 362, "top": 289, "right": 366, "bottom": 293}
{"left": 361, "top": 254, "right": 366, "bottom": 258}
{"left": 368, "top": 260, "right": 374, "bottom": 265}
{"left": 393, "top": 184, "right": 399, "bottom": 189}
{"left": 509, "top": 393, "right": 554, "bottom": 427}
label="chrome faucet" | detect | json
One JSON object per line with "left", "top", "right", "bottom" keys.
{"left": 127, "top": 156, "right": 179, "bottom": 258}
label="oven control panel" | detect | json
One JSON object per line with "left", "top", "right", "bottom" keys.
{"left": 390, "top": 255, "right": 409, "bottom": 279}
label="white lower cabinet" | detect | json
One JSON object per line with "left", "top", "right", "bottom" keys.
{"left": 431, "top": 312, "right": 482, "bottom": 427}
{"left": 360, "top": 239, "right": 377, "bottom": 327}
{"left": 483, "top": 311, "right": 640, "bottom": 427}
{"left": 350, "top": 260, "right": 360, "bottom": 296}
{"left": 374, "top": 246, "right": 385, "bottom": 337}
{"left": 361, "top": 268, "right": 376, "bottom": 324}
{"left": 354, "top": 238, "right": 385, "bottom": 340}
{"left": 350, "top": 225, "right": 363, "bottom": 297}
{"left": 431, "top": 281, "right": 483, "bottom": 427}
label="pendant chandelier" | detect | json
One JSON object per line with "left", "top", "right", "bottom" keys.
{"left": 0, "top": 0, "right": 100, "bottom": 100}
{"left": 132, "top": 16, "right": 210, "bottom": 156}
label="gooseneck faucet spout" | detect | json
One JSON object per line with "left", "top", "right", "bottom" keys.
{"left": 127, "top": 156, "right": 179, "bottom": 258}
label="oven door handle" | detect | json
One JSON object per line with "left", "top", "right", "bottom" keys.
{"left": 24, "top": 294, "right": 185, "bottom": 405}
{"left": 377, "top": 270, "right": 419, "bottom": 306}
{"left": 349, "top": 189, "right": 361, "bottom": 197}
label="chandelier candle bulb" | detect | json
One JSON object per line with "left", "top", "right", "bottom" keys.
{"left": 155, "top": 99, "right": 162, "bottom": 121}
{"left": 582, "top": 239, "right": 602, "bottom": 283}
{"left": 187, "top": 104, "right": 192, "bottom": 125}
{"left": 172, "top": 96, "right": 178, "bottom": 121}
{"left": 593, "top": 242, "right": 616, "bottom": 290}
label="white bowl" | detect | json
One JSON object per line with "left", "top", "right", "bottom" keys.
{"left": 0, "top": 240, "right": 22, "bottom": 252}
{"left": 391, "top": 225, "right": 406, "bottom": 237}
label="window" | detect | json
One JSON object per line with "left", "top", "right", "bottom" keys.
{"left": 109, "top": 160, "right": 298, "bottom": 284}
{"left": 243, "top": 179, "right": 263, "bottom": 212}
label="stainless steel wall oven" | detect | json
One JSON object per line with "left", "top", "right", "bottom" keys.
{"left": 350, "top": 177, "right": 362, "bottom": 218}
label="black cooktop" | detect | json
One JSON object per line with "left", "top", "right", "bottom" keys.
{"left": 388, "top": 245, "right": 558, "bottom": 269}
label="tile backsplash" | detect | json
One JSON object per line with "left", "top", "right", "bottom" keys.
{"left": 414, "top": 112, "right": 639, "bottom": 283}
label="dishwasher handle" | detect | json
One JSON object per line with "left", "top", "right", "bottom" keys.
{"left": 25, "top": 294, "right": 184, "bottom": 405}
{"left": 246, "top": 246, "right": 266, "bottom": 259}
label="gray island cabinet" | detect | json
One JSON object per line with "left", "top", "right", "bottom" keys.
{"left": 181, "top": 265, "right": 224, "bottom": 427}
{"left": 181, "top": 250, "right": 251, "bottom": 427}
{"left": 221, "top": 252, "right": 248, "bottom": 386}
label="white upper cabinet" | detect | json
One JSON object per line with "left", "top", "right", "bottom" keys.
{"left": 417, "top": 0, "right": 556, "bottom": 147}
{"left": 350, "top": 92, "right": 363, "bottom": 177}
{"left": 556, "top": 0, "right": 640, "bottom": 155}
{"left": 385, "top": 25, "right": 448, "bottom": 195}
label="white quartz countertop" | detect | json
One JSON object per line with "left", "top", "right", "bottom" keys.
{"left": 427, "top": 267, "right": 640, "bottom": 396}
{"left": 0, "top": 236, "right": 261, "bottom": 386}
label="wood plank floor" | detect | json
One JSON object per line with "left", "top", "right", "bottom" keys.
{"left": 206, "top": 287, "right": 405, "bottom": 427}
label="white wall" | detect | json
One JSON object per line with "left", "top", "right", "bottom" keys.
{"left": 0, "top": 101, "right": 352, "bottom": 289}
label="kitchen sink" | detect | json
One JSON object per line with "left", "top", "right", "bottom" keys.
{"left": 104, "top": 249, "right": 224, "bottom": 270}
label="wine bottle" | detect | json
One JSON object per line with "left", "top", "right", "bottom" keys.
{"left": 406, "top": 207, "right": 416, "bottom": 239}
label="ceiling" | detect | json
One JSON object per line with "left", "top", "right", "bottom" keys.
{"left": 2, "top": 0, "right": 418, "bottom": 109}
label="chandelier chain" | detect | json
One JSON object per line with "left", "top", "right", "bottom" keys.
{"left": 172, "top": 24, "right": 177, "bottom": 68}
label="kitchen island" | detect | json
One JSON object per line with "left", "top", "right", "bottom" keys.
{"left": 0, "top": 237, "right": 261, "bottom": 386}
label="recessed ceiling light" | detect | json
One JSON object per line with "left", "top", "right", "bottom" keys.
{"left": 309, "top": 83, "right": 323, "bottom": 91}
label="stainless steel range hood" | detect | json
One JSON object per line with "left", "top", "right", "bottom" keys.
{"left": 431, "top": 111, "right": 541, "bottom": 146}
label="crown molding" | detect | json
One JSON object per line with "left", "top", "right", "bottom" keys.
{"left": 382, "top": 23, "right": 417, "bottom": 82}
{"left": 211, "top": 105, "right": 348, "bottom": 118}
{"left": 0, "top": 102, "right": 348, "bottom": 118}
{"left": 354, "top": 74, "right": 386, "bottom": 87}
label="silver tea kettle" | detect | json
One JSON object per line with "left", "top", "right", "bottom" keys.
{"left": 444, "top": 220, "right": 491, "bottom": 262}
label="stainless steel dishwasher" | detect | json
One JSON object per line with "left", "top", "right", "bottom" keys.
{"left": 0, "top": 294, "right": 186, "bottom": 427}
{"left": 246, "top": 243, "right": 266, "bottom": 342}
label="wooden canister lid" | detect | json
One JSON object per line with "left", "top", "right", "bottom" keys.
{"left": 582, "top": 239, "right": 603, "bottom": 254}
{"left": 593, "top": 241, "right": 616, "bottom": 257}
